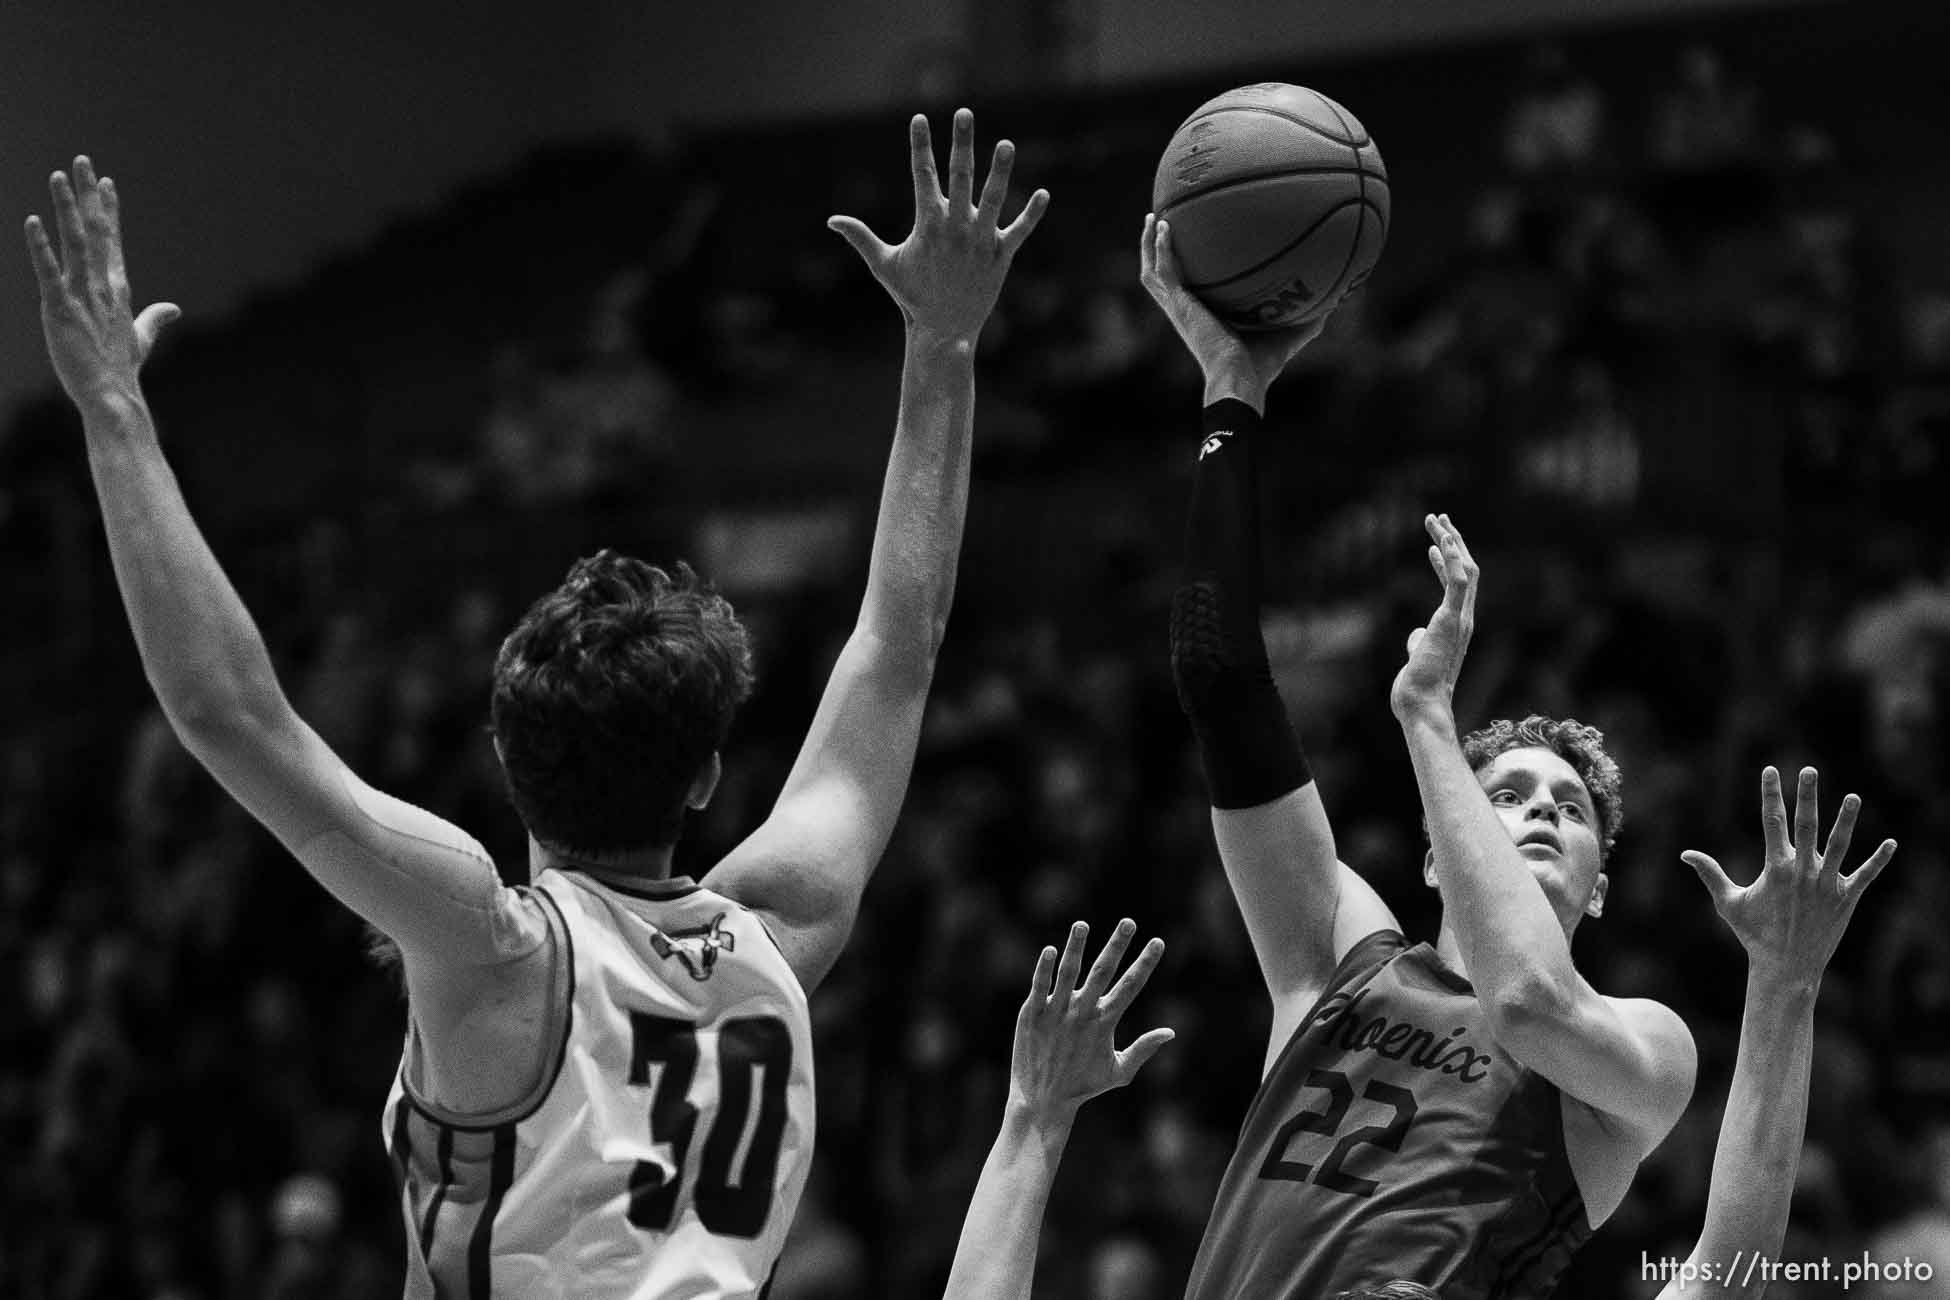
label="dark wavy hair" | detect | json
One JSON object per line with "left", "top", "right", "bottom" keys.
{"left": 490, "top": 551, "right": 755, "bottom": 855}
{"left": 1461, "top": 713, "right": 1624, "bottom": 859}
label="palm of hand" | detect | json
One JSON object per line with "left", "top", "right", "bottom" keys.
{"left": 1714, "top": 858, "right": 1854, "bottom": 972}
{"left": 1685, "top": 769, "right": 1895, "bottom": 978}
{"left": 1390, "top": 514, "right": 1478, "bottom": 721}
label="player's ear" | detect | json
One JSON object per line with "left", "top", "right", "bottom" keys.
{"left": 1585, "top": 872, "right": 1609, "bottom": 918}
{"left": 1422, "top": 848, "right": 1438, "bottom": 890}
{"left": 687, "top": 752, "right": 723, "bottom": 810}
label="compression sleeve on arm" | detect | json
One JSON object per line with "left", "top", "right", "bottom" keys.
{"left": 1169, "top": 398, "right": 1312, "bottom": 809}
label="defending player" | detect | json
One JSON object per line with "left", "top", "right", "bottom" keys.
{"left": 1140, "top": 211, "right": 1694, "bottom": 1299}
{"left": 940, "top": 919, "right": 1174, "bottom": 1300}
{"left": 1652, "top": 768, "right": 1893, "bottom": 1300}
{"left": 26, "top": 111, "right": 1046, "bottom": 1297}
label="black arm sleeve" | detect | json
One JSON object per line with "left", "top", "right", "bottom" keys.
{"left": 1168, "top": 399, "right": 1312, "bottom": 809}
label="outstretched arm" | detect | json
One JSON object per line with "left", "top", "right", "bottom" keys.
{"left": 1139, "top": 215, "right": 1397, "bottom": 1047}
{"left": 25, "top": 162, "right": 538, "bottom": 974}
{"left": 943, "top": 920, "right": 1173, "bottom": 1300}
{"left": 709, "top": 111, "right": 1048, "bottom": 992}
{"left": 1657, "top": 769, "right": 1894, "bottom": 1300}
{"left": 1390, "top": 514, "right": 1694, "bottom": 1147}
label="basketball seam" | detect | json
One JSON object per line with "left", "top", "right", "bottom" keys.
{"left": 1158, "top": 165, "right": 1377, "bottom": 217}
{"left": 1317, "top": 96, "right": 1373, "bottom": 307}
{"left": 1177, "top": 103, "right": 1367, "bottom": 150}
{"left": 1188, "top": 197, "right": 1366, "bottom": 292}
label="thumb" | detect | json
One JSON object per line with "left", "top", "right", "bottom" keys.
{"left": 134, "top": 302, "right": 181, "bottom": 359}
{"left": 1681, "top": 850, "right": 1736, "bottom": 907}
{"left": 1406, "top": 627, "right": 1427, "bottom": 656}
{"left": 1114, "top": 1027, "right": 1176, "bottom": 1085}
{"left": 826, "top": 216, "right": 886, "bottom": 268}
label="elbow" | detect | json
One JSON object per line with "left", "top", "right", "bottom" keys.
{"left": 1484, "top": 967, "right": 1574, "bottom": 1042}
{"left": 162, "top": 682, "right": 289, "bottom": 750}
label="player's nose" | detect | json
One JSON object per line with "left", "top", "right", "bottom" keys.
{"left": 1524, "top": 797, "right": 1558, "bottom": 823}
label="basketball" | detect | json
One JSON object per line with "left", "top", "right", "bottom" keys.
{"left": 1152, "top": 83, "right": 1390, "bottom": 330}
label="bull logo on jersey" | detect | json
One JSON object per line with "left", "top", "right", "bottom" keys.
{"left": 649, "top": 912, "right": 736, "bottom": 982}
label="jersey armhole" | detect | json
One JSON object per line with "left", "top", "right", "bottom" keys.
{"left": 400, "top": 884, "right": 578, "bottom": 1131}
{"left": 1263, "top": 928, "right": 1409, "bottom": 1081}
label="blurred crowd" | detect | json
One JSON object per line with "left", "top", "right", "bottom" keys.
{"left": 3, "top": 12, "right": 1949, "bottom": 1299}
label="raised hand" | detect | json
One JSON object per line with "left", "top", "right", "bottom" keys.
{"left": 828, "top": 109, "right": 1049, "bottom": 346}
{"left": 24, "top": 157, "right": 180, "bottom": 410}
{"left": 1389, "top": 513, "right": 1479, "bottom": 726}
{"left": 1138, "top": 212, "right": 1326, "bottom": 411}
{"left": 1010, "top": 919, "right": 1174, "bottom": 1126}
{"left": 1684, "top": 766, "right": 1895, "bottom": 985}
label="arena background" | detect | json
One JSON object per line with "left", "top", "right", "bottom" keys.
{"left": 4, "top": 0, "right": 1949, "bottom": 1294}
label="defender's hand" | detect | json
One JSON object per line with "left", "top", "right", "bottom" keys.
{"left": 1138, "top": 212, "right": 1325, "bottom": 412}
{"left": 1009, "top": 919, "right": 1173, "bottom": 1128}
{"left": 25, "top": 158, "right": 180, "bottom": 411}
{"left": 828, "top": 109, "right": 1049, "bottom": 346}
{"left": 1683, "top": 766, "right": 1895, "bottom": 986}
{"left": 1389, "top": 513, "right": 1478, "bottom": 727}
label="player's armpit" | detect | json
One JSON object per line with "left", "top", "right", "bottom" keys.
{"left": 1497, "top": 985, "right": 1697, "bottom": 1152}
{"left": 1210, "top": 785, "right": 1380, "bottom": 1008}
{"left": 175, "top": 701, "right": 543, "bottom": 967}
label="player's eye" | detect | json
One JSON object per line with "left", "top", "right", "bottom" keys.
{"left": 1561, "top": 803, "right": 1586, "bottom": 821}
{"left": 1490, "top": 789, "right": 1521, "bottom": 805}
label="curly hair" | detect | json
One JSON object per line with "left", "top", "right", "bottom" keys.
{"left": 1461, "top": 714, "right": 1624, "bottom": 859}
{"left": 490, "top": 551, "right": 755, "bottom": 855}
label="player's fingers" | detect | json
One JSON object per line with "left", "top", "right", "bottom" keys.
{"left": 1842, "top": 838, "right": 1896, "bottom": 898}
{"left": 999, "top": 188, "right": 1049, "bottom": 257}
{"left": 1154, "top": 219, "right": 1183, "bottom": 289}
{"left": 908, "top": 114, "right": 942, "bottom": 214}
{"left": 73, "top": 156, "right": 111, "bottom": 289}
{"left": 946, "top": 107, "right": 976, "bottom": 210}
{"left": 1052, "top": 920, "right": 1089, "bottom": 1003}
{"left": 133, "top": 302, "right": 181, "bottom": 361}
{"left": 1114, "top": 1027, "right": 1176, "bottom": 1085}
{"left": 826, "top": 216, "right": 890, "bottom": 268}
{"left": 99, "top": 177, "right": 128, "bottom": 292}
{"left": 1080, "top": 918, "right": 1137, "bottom": 999}
{"left": 1681, "top": 850, "right": 1736, "bottom": 907}
{"left": 1139, "top": 212, "right": 1157, "bottom": 284}
{"left": 1100, "top": 935, "right": 1165, "bottom": 1019}
{"left": 1792, "top": 766, "right": 1819, "bottom": 872}
{"left": 1023, "top": 944, "right": 1058, "bottom": 1010}
{"left": 1426, "top": 545, "right": 1443, "bottom": 585}
{"left": 975, "top": 139, "right": 1014, "bottom": 228}
{"left": 24, "top": 216, "right": 62, "bottom": 294}
{"left": 1819, "top": 793, "right": 1861, "bottom": 882}
{"left": 50, "top": 171, "right": 87, "bottom": 291}
{"left": 1759, "top": 766, "right": 1789, "bottom": 863}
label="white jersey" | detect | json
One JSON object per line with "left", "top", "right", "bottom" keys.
{"left": 383, "top": 868, "right": 815, "bottom": 1299}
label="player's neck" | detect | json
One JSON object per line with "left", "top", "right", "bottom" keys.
{"left": 530, "top": 838, "right": 681, "bottom": 883}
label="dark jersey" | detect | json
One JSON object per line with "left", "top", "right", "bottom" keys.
{"left": 1183, "top": 931, "right": 1591, "bottom": 1300}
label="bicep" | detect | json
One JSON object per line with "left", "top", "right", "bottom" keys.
{"left": 177, "top": 705, "right": 541, "bottom": 966}
{"left": 1505, "top": 990, "right": 1697, "bottom": 1150}
{"left": 710, "top": 630, "right": 929, "bottom": 990}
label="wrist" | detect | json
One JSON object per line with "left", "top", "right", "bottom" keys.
{"left": 906, "top": 322, "right": 979, "bottom": 358}
{"left": 1396, "top": 699, "right": 1460, "bottom": 739}
{"left": 73, "top": 382, "right": 148, "bottom": 422}
{"left": 1202, "top": 366, "right": 1267, "bottom": 414}
{"left": 1744, "top": 958, "right": 1822, "bottom": 1005}
{"left": 1002, "top": 1094, "right": 1079, "bottom": 1146}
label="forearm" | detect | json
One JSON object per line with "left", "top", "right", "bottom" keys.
{"left": 1171, "top": 398, "right": 1312, "bottom": 811}
{"left": 1688, "top": 970, "right": 1817, "bottom": 1293}
{"left": 79, "top": 394, "right": 284, "bottom": 725}
{"left": 856, "top": 327, "right": 976, "bottom": 658}
{"left": 942, "top": 1103, "right": 1073, "bottom": 1300}
{"left": 1401, "top": 713, "right": 1571, "bottom": 1002}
